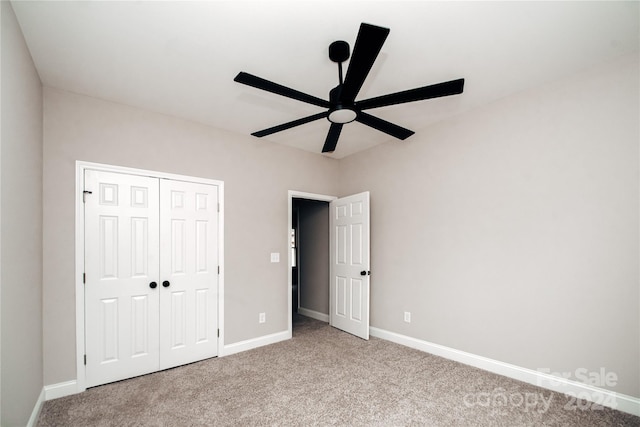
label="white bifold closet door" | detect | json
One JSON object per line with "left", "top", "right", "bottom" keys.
{"left": 84, "top": 170, "right": 218, "bottom": 388}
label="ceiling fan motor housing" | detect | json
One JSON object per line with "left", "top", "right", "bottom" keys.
{"left": 328, "top": 85, "right": 357, "bottom": 124}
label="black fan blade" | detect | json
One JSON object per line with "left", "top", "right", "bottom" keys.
{"left": 356, "top": 78, "right": 465, "bottom": 110}
{"left": 322, "top": 123, "right": 344, "bottom": 153}
{"left": 251, "top": 112, "right": 328, "bottom": 137}
{"left": 235, "top": 72, "right": 331, "bottom": 109}
{"left": 356, "top": 112, "right": 414, "bottom": 140}
{"left": 340, "top": 23, "right": 390, "bottom": 102}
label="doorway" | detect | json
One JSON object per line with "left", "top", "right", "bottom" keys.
{"left": 287, "top": 191, "right": 335, "bottom": 334}
{"left": 287, "top": 190, "right": 371, "bottom": 340}
{"left": 292, "top": 198, "right": 330, "bottom": 323}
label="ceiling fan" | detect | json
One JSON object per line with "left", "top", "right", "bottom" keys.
{"left": 234, "top": 23, "right": 465, "bottom": 153}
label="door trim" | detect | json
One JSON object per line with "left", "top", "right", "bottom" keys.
{"left": 75, "top": 161, "right": 225, "bottom": 392}
{"left": 287, "top": 191, "right": 336, "bottom": 337}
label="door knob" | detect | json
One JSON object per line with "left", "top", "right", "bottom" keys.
{"left": 162, "top": 280, "right": 170, "bottom": 288}
{"left": 360, "top": 271, "right": 371, "bottom": 276}
{"left": 149, "top": 281, "right": 158, "bottom": 289}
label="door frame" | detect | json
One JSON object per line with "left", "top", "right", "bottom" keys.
{"left": 287, "top": 191, "right": 336, "bottom": 336}
{"left": 75, "top": 161, "right": 225, "bottom": 392}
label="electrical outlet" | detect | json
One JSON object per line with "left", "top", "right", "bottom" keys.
{"left": 404, "top": 311, "right": 411, "bottom": 323}
{"left": 259, "top": 312, "right": 266, "bottom": 324}
{"left": 270, "top": 253, "right": 280, "bottom": 263}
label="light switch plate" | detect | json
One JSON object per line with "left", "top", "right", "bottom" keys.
{"left": 270, "top": 252, "right": 280, "bottom": 263}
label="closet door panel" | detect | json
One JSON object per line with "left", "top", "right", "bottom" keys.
{"left": 84, "top": 170, "right": 160, "bottom": 387}
{"left": 159, "top": 180, "right": 219, "bottom": 369}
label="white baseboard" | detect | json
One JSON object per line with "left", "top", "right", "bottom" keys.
{"left": 44, "top": 380, "right": 79, "bottom": 400}
{"left": 370, "top": 326, "right": 640, "bottom": 417}
{"left": 26, "top": 388, "right": 46, "bottom": 427}
{"left": 221, "top": 330, "right": 290, "bottom": 357}
{"left": 298, "top": 307, "right": 329, "bottom": 323}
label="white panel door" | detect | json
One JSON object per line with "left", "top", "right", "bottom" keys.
{"left": 159, "top": 179, "right": 219, "bottom": 369}
{"left": 330, "top": 191, "right": 370, "bottom": 340}
{"left": 84, "top": 170, "right": 160, "bottom": 387}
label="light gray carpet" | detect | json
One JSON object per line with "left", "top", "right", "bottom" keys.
{"left": 38, "top": 315, "right": 638, "bottom": 426}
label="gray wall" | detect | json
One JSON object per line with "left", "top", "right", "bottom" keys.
{"left": 1, "top": 1, "right": 44, "bottom": 425}
{"left": 296, "top": 199, "right": 329, "bottom": 315}
{"left": 339, "top": 54, "right": 639, "bottom": 397}
{"left": 42, "top": 88, "right": 340, "bottom": 385}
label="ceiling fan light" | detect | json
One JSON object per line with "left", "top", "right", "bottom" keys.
{"left": 328, "top": 108, "right": 357, "bottom": 124}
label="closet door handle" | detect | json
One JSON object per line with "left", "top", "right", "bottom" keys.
{"left": 149, "top": 282, "right": 158, "bottom": 289}
{"left": 162, "top": 280, "right": 170, "bottom": 288}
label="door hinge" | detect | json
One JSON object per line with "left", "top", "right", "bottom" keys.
{"left": 217, "top": 203, "right": 220, "bottom": 212}
{"left": 82, "top": 190, "right": 93, "bottom": 203}
{"left": 83, "top": 273, "right": 86, "bottom": 284}
{"left": 217, "top": 329, "right": 220, "bottom": 338}
{"left": 217, "top": 266, "right": 220, "bottom": 274}
{"left": 84, "top": 354, "right": 87, "bottom": 365}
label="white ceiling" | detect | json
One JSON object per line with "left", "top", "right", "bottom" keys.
{"left": 10, "top": 1, "right": 639, "bottom": 158}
